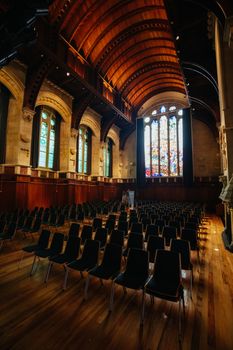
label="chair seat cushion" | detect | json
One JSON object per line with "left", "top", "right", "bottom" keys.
{"left": 68, "top": 259, "right": 96, "bottom": 271}
{"left": 145, "top": 277, "right": 182, "bottom": 302}
{"left": 23, "top": 244, "right": 40, "bottom": 253}
{"left": 89, "top": 266, "right": 119, "bottom": 280}
{"left": 114, "top": 272, "right": 147, "bottom": 290}
{"left": 35, "top": 249, "right": 57, "bottom": 258}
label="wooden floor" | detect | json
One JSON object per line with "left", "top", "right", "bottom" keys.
{"left": 0, "top": 215, "right": 233, "bottom": 350}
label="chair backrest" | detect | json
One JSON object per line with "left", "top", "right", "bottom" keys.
{"left": 105, "top": 218, "right": 115, "bottom": 233}
{"left": 125, "top": 248, "right": 149, "bottom": 279}
{"left": 127, "top": 233, "right": 143, "bottom": 250}
{"left": 5, "top": 222, "right": 16, "bottom": 239}
{"left": 92, "top": 217, "right": 102, "bottom": 231}
{"left": 147, "top": 236, "right": 165, "bottom": 263}
{"left": 0, "top": 220, "right": 6, "bottom": 233}
{"left": 81, "top": 225, "right": 92, "bottom": 243}
{"left": 64, "top": 236, "right": 81, "bottom": 261}
{"left": 181, "top": 228, "right": 198, "bottom": 250}
{"left": 118, "top": 221, "right": 128, "bottom": 235}
{"left": 82, "top": 239, "right": 100, "bottom": 265}
{"left": 49, "top": 233, "right": 64, "bottom": 254}
{"left": 109, "top": 229, "right": 124, "bottom": 247}
{"left": 170, "top": 239, "right": 191, "bottom": 270}
{"left": 153, "top": 249, "right": 181, "bottom": 287}
{"left": 101, "top": 243, "right": 122, "bottom": 272}
{"left": 38, "top": 229, "right": 51, "bottom": 249}
{"left": 24, "top": 216, "right": 34, "bottom": 229}
{"left": 131, "top": 222, "right": 143, "bottom": 234}
{"left": 163, "top": 226, "right": 177, "bottom": 246}
{"left": 32, "top": 217, "right": 41, "bottom": 231}
{"left": 69, "top": 223, "right": 80, "bottom": 237}
{"left": 145, "top": 224, "right": 159, "bottom": 241}
{"left": 94, "top": 227, "right": 107, "bottom": 247}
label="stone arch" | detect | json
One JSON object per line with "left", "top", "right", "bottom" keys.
{"left": 80, "top": 114, "right": 100, "bottom": 137}
{"left": 0, "top": 66, "right": 24, "bottom": 102}
{"left": 36, "top": 91, "right": 71, "bottom": 123}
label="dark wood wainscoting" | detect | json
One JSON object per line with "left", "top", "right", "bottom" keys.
{"left": 0, "top": 174, "right": 221, "bottom": 211}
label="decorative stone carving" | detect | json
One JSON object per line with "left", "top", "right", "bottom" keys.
{"left": 22, "top": 107, "right": 35, "bottom": 122}
{"left": 71, "top": 128, "right": 78, "bottom": 138}
{"left": 20, "top": 134, "right": 30, "bottom": 143}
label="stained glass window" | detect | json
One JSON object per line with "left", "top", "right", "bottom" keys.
{"left": 77, "top": 125, "right": 91, "bottom": 174}
{"left": 38, "top": 109, "right": 56, "bottom": 169}
{"left": 144, "top": 105, "right": 183, "bottom": 177}
{"left": 103, "top": 137, "right": 113, "bottom": 177}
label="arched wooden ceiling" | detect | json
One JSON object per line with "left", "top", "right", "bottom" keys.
{"left": 49, "top": 0, "right": 187, "bottom": 109}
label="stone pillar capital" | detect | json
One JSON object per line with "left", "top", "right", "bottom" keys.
{"left": 22, "top": 107, "right": 35, "bottom": 122}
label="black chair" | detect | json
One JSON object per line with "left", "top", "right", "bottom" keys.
{"left": 80, "top": 225, "right": 92, "bottom": 244}
{"left": 130, "top": 222, "right": 143, "bottom": 234}
{"left": 117, "top": 220, "right": 128, "bottom": 237}
{"left": 123, "top": 233, "right": 143, "bottom": 258}
{"left": 181, "top": 228, "right": 200, "bottom": 263}
{"left": 67, "top": 223, "right": 80, "bottom": 239}
{"left": 44, "top": 236, "right": 81, "bottom": 283}
{"left": 30, "top": 232, "right": 64, "bottom": 275}
{"left": 63, "top": 239, "right": 100, "bottom": 290}
{"left": 142, "top": 249, "right": 185, "bottom": 338}
{"left": 84, "top": 243, "right": 122, "bottom": 299}
{"left": 21, "top": 216, "right": 34, "bottom": 237}
{"left": 0, "top": 220, "right": 6, "bottom": 234}
{"left": 105, "top": 218, "right": 115, "bottom": 234}
{"left": 145, "top": 224, "right": 159, "bottom": 242}
{"left": 18, "top": 229, "right": 51, "bottom": 268}
{"left": 171, "top": 239, "right": 193, "bottom": 298}
{"left": 110, "top": 248, "right": 149, "bottom": 324}
{"left": 147, "top": 236, "right": 165, "bottom": 264}
{"left": 0, "top": 222, "right": 17, "bottom": 250}
{"left": 77, "top": 211, "right": 84, "bottom": 223}
{"left": 163, "top": 226, "right": 177, "bottom": 246}
{"left": 94, "top": 227, "right": 107, "bottom": 249}
{"left": 154, "top": 219, "right": 165, "bottom": 234}
{"left": 92, "top": 217, "right": 102, "bottom": 232}
{"left": 109, "top": 229, "right": 124, "bottom": 247}
{"left": 29, "top": 217, "right": 41, "bottom": 236}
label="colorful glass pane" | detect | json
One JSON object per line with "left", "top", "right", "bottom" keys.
{"left": 160, "top": 106, "right": 166, "bottom": 113}
{"left": 169, "top": 116, "right": 177, "bottom": 176}
{"left": 159, "top": 115, "right": 168, "bottom": 176}
{"left": 151, "top": 120, "right": 159, "bottom": 176}
{"left": 178, "top": 118, "right": 183, "bottom": 175}
{"left": 144, "top": 125, "right": 151, "bottom": 177}
{"left": 78, "top": 135, "right": 83, "bottom": 173}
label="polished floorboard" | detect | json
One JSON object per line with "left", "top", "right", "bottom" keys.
{"left": 0, "top": 215, "right": 233, "bottom": 350}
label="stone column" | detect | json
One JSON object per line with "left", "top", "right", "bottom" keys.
{"left": 68, "top": 128, "right": 78, "bottom": 173}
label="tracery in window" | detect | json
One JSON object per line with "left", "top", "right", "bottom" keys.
{"left": 144, "top": 105, "right": 183, "bottom": 177}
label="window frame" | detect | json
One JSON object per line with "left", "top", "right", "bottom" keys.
{"left": 144, "top": 105, "right": 183, "bottom": 177}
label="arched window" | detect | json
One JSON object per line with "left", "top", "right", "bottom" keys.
{"left": 77, "top": 125, "right": 92, "bottom": 174}
{"left": 103, "top": 137, "right": 113, "bottom": 177}
{"left": 0, "top": 83, "right": 10, "bottom": 163}
{"left": 31, "top": 106, "right": 60, "bottom": 170}
{"left": 144, "top": 105, "right": 183, "bottom": 177}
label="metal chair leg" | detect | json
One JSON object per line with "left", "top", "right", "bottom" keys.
{"left": 30, "top": 255, "right": 37, "bottom": 276}
{"left": 63, "top": 266, "right": 69, "bottom": 290}
{"left": 109, "top": 281, "right": 115, "bottom": 311}
{"left": 84, "top": 275, "right": 90, "bottom": 300}
{"left": 44, "top": 261, "right": 53, "bottom": 283}
{"left": 140, "top": 289, "right": 145, "bottom": 325}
